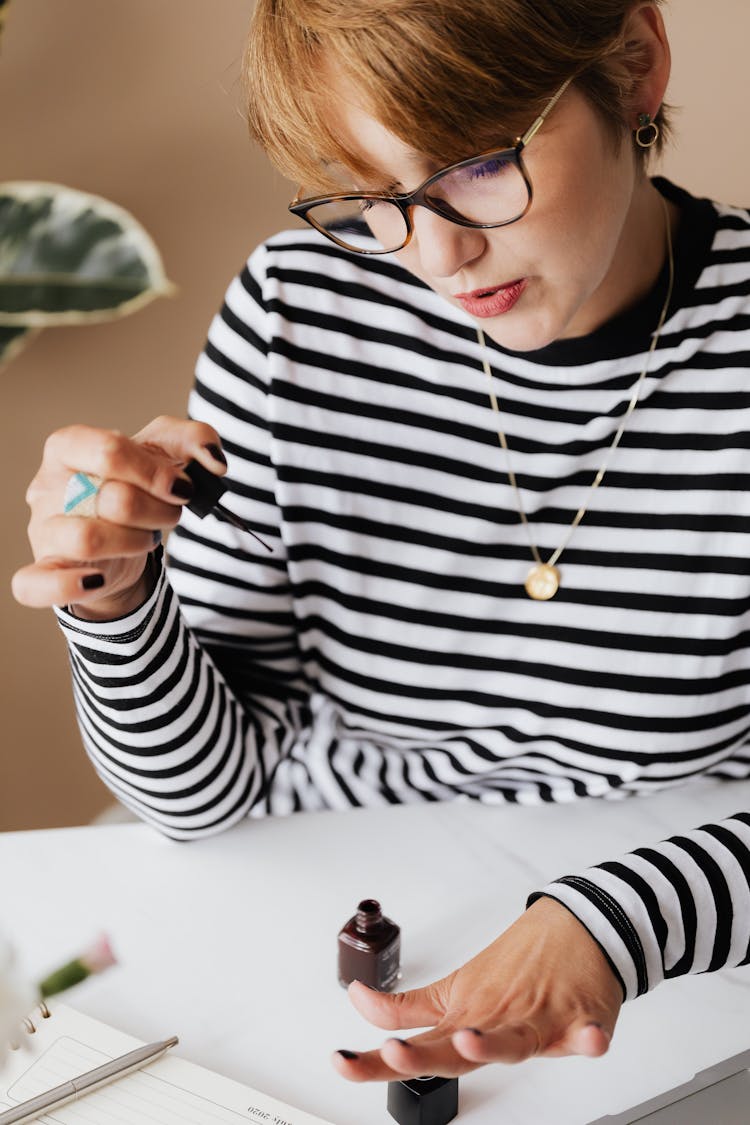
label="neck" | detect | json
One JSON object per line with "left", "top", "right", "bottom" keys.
{"left": 560, "top": 176, "right": 680, "bottom": 340}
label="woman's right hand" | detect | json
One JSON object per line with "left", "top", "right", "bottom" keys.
{"left": 11, "top": 416, "right": 227, "bottom": 621}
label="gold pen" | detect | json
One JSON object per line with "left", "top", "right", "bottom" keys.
{"left": 0, "top": 1034, "right": 179, "bottom": 1124}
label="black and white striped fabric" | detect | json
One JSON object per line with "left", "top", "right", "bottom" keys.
{"left": 56, "top": 179, "right": 750, "bottom": 997}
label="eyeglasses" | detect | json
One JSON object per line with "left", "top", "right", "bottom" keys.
{"left": 289, "top": 77, "right": 573, "bottom": 256}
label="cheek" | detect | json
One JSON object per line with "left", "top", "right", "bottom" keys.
{"left": 393, "top": 242, "right": 432, "bottom": 286}
{"left": 525, "top": 127, "right": 634, "bottom": 261}
{"left": 529, "top": 164, "right": 634, "bottom": 285}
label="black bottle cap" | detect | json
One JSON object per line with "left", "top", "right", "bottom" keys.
{"left": 386, "top": 1075, "right": 459, "bottom": 1125}
{"left": 184, "top": 459, "right": 226, "bottom": 518}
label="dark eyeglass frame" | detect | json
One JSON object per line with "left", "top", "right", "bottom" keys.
{"left": 288, "top": 76, "right": 573, "bottom": 256}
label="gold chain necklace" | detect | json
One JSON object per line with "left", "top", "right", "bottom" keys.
{"left": 478, "top": 196, "right": 674, "bottom": 601}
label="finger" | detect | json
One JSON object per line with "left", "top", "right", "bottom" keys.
{"left": 347, "top": 978, "right": 449, "bottom": 1031}
{"left": 93, "top": 480, "right": 185, "bottom": 531}
{"left": 332, "top": 1032, "right": 475, "bottom": 1083}
{"left": 39, "top": 426, "right": 196, "bottom": 505}
{"left": 452, "top": 1022, "right": 541, "bottom": 1065}
{"left": 133, "top": 416, "right": 228, "bottom": 475}
{"left": 36, "top": 516, "right": 156, "bottom": 563}
{"left": 545, "top": 1019, "right": 613, "bottom": 1059}
{"left": 379, "top": 1034, "right": 480, "bottom": 1078}
{"left": 332, "top": 1047, "right": 403, "bottom": 1084}
{"left": 12, "top": 560, "right": 108, "bottom": 609}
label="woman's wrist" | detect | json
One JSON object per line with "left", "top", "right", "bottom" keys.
{"left": 67, "top": 553, "right": 160, "bottom": 622}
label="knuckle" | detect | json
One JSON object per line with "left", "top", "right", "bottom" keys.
{"left": 25, "top": 474, "right": 45, "bottom": 508}
{"left": 42, "top": 429, "right": 65, "bottom": 463}
{"left": 98, "top": 431, "right": 130, "bottom": 474}
{"left": 43, "top": 424, "right": 90, "bottom": 464}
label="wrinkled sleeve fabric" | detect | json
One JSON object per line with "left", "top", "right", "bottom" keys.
{"left": 53, "top": 244, "right": 312, "bottom": 840}
{"left": 530, "top": 811, "right": 750, "bottom": 999}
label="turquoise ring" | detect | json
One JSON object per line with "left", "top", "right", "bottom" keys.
{"left": 63, "top": 471, "right": 102, "bottom": 518}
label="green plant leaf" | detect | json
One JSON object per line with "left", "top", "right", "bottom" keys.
{"left": 0, "top": 324, "right": 34, "bottom": 363}
{"left": 0, "top": 182, "right": 175, "bottom": 326}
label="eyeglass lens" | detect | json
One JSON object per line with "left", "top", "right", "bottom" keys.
{"left": 304, "top": 154, "right": 529, "bottom": 253}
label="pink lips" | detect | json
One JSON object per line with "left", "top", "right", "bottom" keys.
{"left": 454, "top": 279, "right": 527, "bottom": 318}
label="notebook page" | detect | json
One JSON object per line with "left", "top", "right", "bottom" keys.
{"left": 0, "top": 1003, "right": 333, "bottom": 1125}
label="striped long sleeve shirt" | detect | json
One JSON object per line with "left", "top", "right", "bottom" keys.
{"left": 56, "top": 178, "right": 750, "bottom": 999}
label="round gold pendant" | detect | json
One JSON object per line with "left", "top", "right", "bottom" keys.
{"left": 524, "top": 563, "right": 560, "bottom": 601}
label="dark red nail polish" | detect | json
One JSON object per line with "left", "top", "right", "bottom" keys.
{"left": 204, "top": 443, "right": 227, "bottom": 465}
{"left": 81, "top": 574, "right": 105, "bottom": 590}
{"left": 337, "top": 1049, "right": 359, "bottom": 1060}
{"left": 171, "top": 477, "right": 194, "bottom": 500}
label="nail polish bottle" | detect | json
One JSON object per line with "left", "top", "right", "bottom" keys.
{"left": 337, "top": 898, "right": 401, "bottom": 991}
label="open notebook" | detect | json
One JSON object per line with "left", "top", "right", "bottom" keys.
{"left": 1, "top": 1002, "right": 333, "bottom": 1124}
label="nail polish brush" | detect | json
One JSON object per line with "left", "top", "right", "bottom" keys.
{"left": 184, "top": 460, "right": 272, "bottom": 552}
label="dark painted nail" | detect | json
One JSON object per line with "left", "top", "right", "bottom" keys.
{"left": 337, "top": 1049, "right": 359, "bottom": 1060}
{"left": 171, "top": 477, "right": 194, "bottom": 500}
{"left": 466, "top": 1028, "right": 483, "bottom": 1036}
{"left": 152, "top": 530, "right": 163, "bottom": 547}
{"left": 390, "top": 1038, "right": 411, "bottom": 1048}
{"left": 204, "top": 443, "right": 227, "bottom": 465}
{"left": 81, "top": 573, "right": 105, "bottom": 590}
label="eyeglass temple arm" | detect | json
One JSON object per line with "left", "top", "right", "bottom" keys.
{"left": 517, "top": 74, "right": 575, "bottom": 147}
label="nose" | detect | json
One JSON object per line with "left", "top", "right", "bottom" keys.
{"left": 407, "top": 205, "right": 486, "bottom": 279}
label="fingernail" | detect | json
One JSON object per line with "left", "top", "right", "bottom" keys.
{"left": 204, "top": 443, "right": 227, "bottom": 466}
{"left": 466, "top": 1028, "right": 482, "bottom": 1036}
{"left": 81, "top": 573, "right": 105, "bottom": 590}
{"left": 387, "top": 1038, "right": 411, "bottom": 1048}
{"left": 152, "top": 530, "right": 163, "bottom": 547}
{"left": 171, "top": 476, "right": 194, "bottom": 500}
{"left": 337, "top": 1049, "right": 359, "bottom": 1060}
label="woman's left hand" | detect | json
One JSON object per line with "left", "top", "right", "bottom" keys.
{"left": 332, "top": 896, "right": 623, "bottom": 1081}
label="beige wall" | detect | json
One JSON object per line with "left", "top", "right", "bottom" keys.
{"left": 2, "top": 1, "right": 749, "bottom": 830}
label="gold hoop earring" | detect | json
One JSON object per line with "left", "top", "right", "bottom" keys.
{"left": 635, "top": 112, "right": 659, "bottom": 149}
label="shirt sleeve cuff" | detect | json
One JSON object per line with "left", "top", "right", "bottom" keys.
{"left": 53, "top": 549, "right": 168, "bottom": 656}
{"left": 527, "top": 884, "right": 638, "bottom": 1002}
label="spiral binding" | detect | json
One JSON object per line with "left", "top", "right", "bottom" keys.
{"left": 8, "top": 1001, "right": 51, "bottom": 1050}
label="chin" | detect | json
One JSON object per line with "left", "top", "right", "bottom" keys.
{"left": 477, "top": 312, "right": 564, "bottom": 355}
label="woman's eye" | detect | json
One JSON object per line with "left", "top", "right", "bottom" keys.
{"left": 358, "top": 198, "right": 391, "bottom": 213}
{"left": 467, "top": 158, "right": 511, "bottom": 181}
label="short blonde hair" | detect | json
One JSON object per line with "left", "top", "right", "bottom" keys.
{"left": 243, "top": 0, "right": 670, "bottom": 193}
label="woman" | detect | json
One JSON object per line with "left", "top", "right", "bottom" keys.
{"left": 12, "top": 0, "right": 750, "bottom": 1083}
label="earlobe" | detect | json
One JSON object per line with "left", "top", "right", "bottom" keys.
{"left": 634, "top": 112, "right": 660, "bottom": 149}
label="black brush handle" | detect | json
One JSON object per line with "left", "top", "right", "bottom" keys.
{"left": 182, "top": 459, "right": 273, "bottom": 552}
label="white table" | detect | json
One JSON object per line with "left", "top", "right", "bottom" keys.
{"left": 3, "top": 779, "right": 750, "bottom": 1125}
